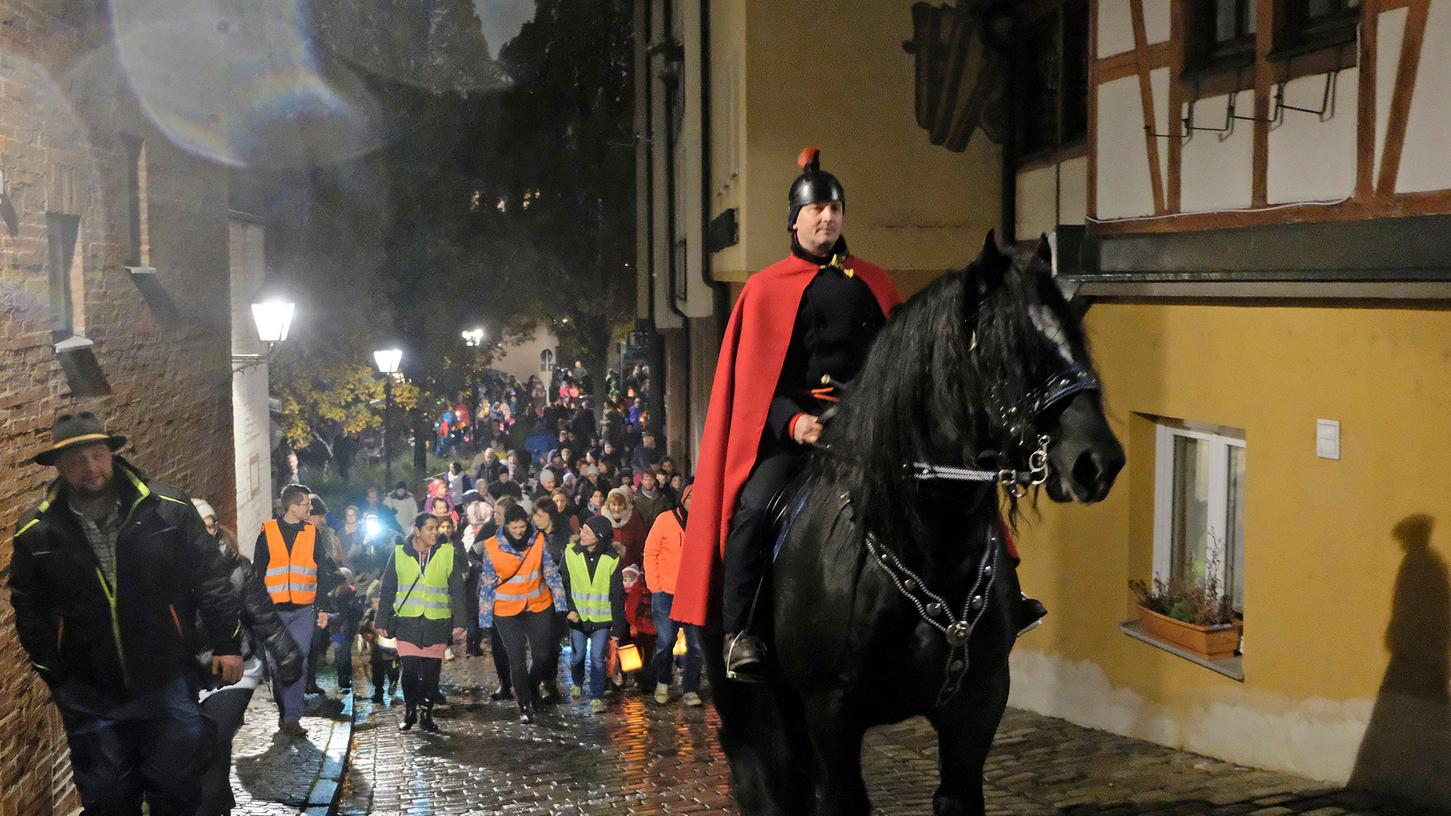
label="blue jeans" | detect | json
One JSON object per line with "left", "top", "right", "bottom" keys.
{"left": 54, "top": 676, "right": 213, "bottom": 816}
{"left": 651, "top": 591, "right": 702, "bottom": 693}
{"left": 268, "top": 606, "right": 315, "bottom": 723}
{"left": 569, "top": 627, "right": 611, "bottom": 700}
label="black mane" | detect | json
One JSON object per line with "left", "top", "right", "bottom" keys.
{"left": 813, "top": 241, "right": 1090, "bottom": 546}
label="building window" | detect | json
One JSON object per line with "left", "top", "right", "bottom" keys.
{"left": 1014, "top": 0, "right": 1089, "bottom": 161}
{"left": 1187, "top": 0, "right": 1257, "bottom": 74}
{"left": 122, "top": 134, "right": 149, "bottom": 267}
{"left": 1153, "top": 423, "right": 1246, "bottom": 615}
{"left": 47, "top": 213, "right": 82, "bottom": 339}
{"left": 1279, "top": 0, "right": 1360, "bottom": 53}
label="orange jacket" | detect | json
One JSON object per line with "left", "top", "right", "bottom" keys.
{"left": 643, "top": 508, "right": 686, "bottom": 596}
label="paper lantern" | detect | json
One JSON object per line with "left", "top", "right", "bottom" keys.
{"left": 673, "top": 628, "right": 688, "bottom": 656}
{"left": 617, "top": 642, "right": 643, "bottom": 673}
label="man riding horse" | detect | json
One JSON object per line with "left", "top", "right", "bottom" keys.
{"left": 672, "top": 148, "right": 1046, "bottom": 681}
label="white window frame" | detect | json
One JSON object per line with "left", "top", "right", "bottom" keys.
{"left": 1152, "top": 423, "right": 1246, "bottom": 607}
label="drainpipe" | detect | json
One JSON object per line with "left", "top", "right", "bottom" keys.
{"left": 699, "top": 0, "right": 729, "bottom": 325}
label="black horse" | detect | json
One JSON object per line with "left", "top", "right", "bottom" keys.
{"left": 705, "top": 234, "right": 1125, "bottom": 816}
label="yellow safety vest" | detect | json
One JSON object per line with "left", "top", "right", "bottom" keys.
{"left": 393, "top": 543, "right": 454, "bottom": 620}
{"left": 563, "top": 546, "right": 618, "bottom": 624}
{"left": 263, "top": 520, "right": 317, "bottom": 605}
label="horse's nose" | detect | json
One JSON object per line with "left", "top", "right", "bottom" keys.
{"left": 1073, "top": 448, "right": 1124, "bottom": 501}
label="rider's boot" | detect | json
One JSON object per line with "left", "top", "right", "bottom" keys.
{"left": 723, "top": 632, "right": 768, "bottom": 683}
{"left": 1017, "top": 594, "right": 1048, "bottom": 637}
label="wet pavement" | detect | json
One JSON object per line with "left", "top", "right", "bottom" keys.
{"left": 328, "top": 650, "right": 1442, "bottom": 816}
{"left": 224, "top": 673, "right": 354, "bottom": 816}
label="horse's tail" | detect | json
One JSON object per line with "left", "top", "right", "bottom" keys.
{"left": 703, "top": 630, "right": 817, "bottom": 816}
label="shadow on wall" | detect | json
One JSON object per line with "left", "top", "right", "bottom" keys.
{"left": 1349, "top": 513, "right": 1451, "bottom": 807}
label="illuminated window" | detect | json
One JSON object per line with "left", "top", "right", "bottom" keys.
{"left": 1153, "top": 423, "right": 1246, "bottom": 615}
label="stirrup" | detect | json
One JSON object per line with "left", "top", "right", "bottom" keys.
{"left": 724, "top": 635, "right": 767, "bottom": 684}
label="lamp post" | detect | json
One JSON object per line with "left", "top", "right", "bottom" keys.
{"left": 373, "top": 347, "right": 403, "bottom": 487}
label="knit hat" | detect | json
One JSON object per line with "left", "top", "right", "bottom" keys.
{"left": 621, "top": 563, "right": 641, "bottom": 582}
{"left": 679, "top": 484, "right": 693, "bottom": 505}
{"left": 583, "top": 514, "right": 614, "bottom": 544}
{"left": 191, "top": 498, "right": 216, "bottom": 520}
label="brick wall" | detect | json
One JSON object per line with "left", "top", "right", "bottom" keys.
{"left": 0, "top": 5, "right": 236, "bottom": 814}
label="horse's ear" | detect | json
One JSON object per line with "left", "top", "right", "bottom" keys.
{"left": 1034, "top": 233, "right": 1052, "bottom": 266}
{"left": 970, "top": 230, "right": 1007, "bottom": 294}
{"left": 980, "top": 230, "right": 1000, "bottom": 262}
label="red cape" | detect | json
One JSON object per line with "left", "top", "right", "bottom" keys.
{"left": 671, "top": 253, "right": 904, "bottom": 627}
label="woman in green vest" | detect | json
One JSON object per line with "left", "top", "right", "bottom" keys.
{"left": 377, "top": 512, "right": 467, "bottom": 732}
{"left": 561, "top": 515, "right": 628, "bottom": 712}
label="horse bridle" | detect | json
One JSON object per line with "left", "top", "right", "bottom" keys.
{"left": 908, "top": 361, "right": 1102, "bottom": 496}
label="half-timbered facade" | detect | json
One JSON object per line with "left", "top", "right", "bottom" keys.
{"left": 1009, "top": 1, "right": 1451, "bottom": 806}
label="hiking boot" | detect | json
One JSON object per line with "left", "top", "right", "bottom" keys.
{"left": 371, "top": 689, "right": 384, "bottom": 704}
{"left": 653, "top": 683, "right": 670, "bottom": 704}
{"left": 570, "top": 685, "right": 584, "bottom": 701}
{"left": 279, "top": 720, "right": 308, "bottom": 737}
{"left": 1017, "top": 594, "right": 1048, "bottom": 637}
{"left": 682, "top": 691, "right": 703, "bottom": 707}
{"left": 399, "top": 704, "right": 417, "bottom": 732}
{"left": 517, "top": 703, "right": 534, "bottom": 725}
{"left": 723, "top": 632, "right": 767, "bottom": 683}
{"left": 419, "top": 706, "right": 440, "bottom": 733}
{"left": 489, "top": 686, "right": 514, "bottom": 702}
{"left": 589, "top": 698, "right": 606, "bottom": 713}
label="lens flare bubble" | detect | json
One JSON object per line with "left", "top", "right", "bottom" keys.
{"left": 109, "top": 0, "right": 388, "bottom": 168}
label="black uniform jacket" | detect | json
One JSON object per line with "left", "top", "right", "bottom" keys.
{"left": 8, "top": 457, "right": 242, "bottom": 692}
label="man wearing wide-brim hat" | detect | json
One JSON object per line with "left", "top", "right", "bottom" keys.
{"left": 7, "top": 411, "right": 244, "bottom": 815}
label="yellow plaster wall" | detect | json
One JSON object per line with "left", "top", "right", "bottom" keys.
{"left": 709, "top": 1, "right": 1001, "bottom": 284}
{"left": 1011, "top": 300, "right": 1451, "bottom": 787}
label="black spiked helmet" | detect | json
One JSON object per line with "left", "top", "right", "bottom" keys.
{"left": 787, "top": 146, "right": 845, "bottom": 231}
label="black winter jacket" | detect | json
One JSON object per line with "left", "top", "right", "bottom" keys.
{"left": 8, "top": 457, "right": 242, "bottom": 692}
{"left": 196, "top": 553, "right": 303, "bottom": 688}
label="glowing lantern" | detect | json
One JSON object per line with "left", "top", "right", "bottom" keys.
{"left": 673, "top": 628, "right": 688, "bottom": 656}
{"left": 617, "top": 642, "right": 643, "bottom": 673}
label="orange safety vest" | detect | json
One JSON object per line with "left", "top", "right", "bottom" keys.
{"left": 262, "top": 520, "right": 318, "bottom": 605}
{"left": 485, "top": 532, "right": 553, "bottom": 617}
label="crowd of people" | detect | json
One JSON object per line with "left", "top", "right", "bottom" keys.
{"left": 324, "top": 364, "right": 700, "bottom": 726}
{"left": 9, "top": 368, "right": 699, "bottom": 815}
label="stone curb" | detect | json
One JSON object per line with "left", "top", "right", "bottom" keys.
{"left": 303, "top": 690, "right": 355, "bottom": 816}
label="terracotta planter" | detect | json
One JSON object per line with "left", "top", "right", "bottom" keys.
{"left": 1136, "top": 605, "right": 1241, "bottom": 660}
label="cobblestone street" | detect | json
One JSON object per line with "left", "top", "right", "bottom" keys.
{"left": 331, "top": 652, "right": 1445, "bottom": 816}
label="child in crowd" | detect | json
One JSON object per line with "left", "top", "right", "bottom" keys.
{"left": 360, "top": 583, "right": 400, "bottom": 703}
{"left": 561, "top": 516, "right": 628, "bottom": 713}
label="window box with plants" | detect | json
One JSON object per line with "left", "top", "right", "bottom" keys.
{"left": 1130, "top": 576, "right": 1243, "bottom": 661}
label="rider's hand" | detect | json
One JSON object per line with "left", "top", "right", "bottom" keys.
{"left": 567, "top": 611, "right": 580, "bottom": 624}
{"left": 212, "top": 654, "right": 244, "bottom": 684}
{"left": 792, "top": 415, "right": 823, "bottom": 446}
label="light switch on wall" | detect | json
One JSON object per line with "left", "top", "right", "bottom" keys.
{"left": 1316, "top": 419, "right": 1340, "bottom": 460}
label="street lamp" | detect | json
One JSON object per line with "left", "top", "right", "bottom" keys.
{"left": 461, "top": 327, "right": 485, "bottom": 347}
{"left": 233, "top": 297, "right": 296, "bottom": 370}
{"left": 373, "top": 347, "right": 403, "bottom": 487}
